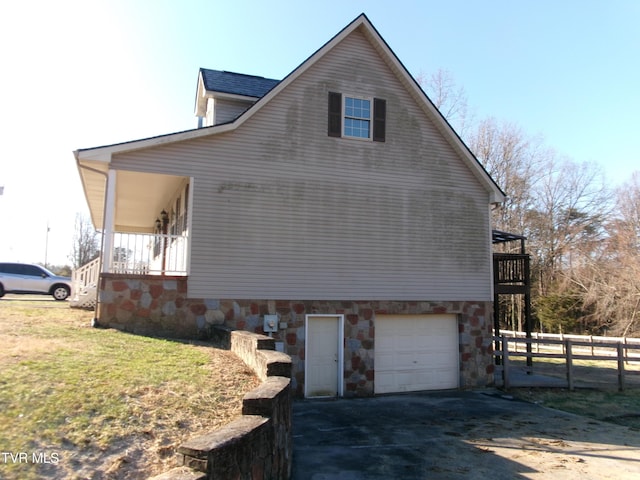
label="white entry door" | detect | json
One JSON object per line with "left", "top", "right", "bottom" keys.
{"left": 375, "top": 314, "right": 459, "bottom": 394}
{"left": 305, "top": 315, "right": 344, "bottom": 397}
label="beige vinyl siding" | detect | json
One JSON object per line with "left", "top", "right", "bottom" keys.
{"left": 111, "top": 28, "right": 492, "bottom": 301}
{"left": 214, "top": 98, "right": 255, "bottom": 125}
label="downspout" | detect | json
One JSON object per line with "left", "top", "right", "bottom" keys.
{"left": 74, "top": 156, "right": 109, "bottom": 327}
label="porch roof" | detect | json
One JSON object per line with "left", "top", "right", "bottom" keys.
{"left": 76, "top": 162, "right": 186, "bottom": 232}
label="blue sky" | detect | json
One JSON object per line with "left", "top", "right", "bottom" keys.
{"left": 0, "top": 0, "right": 638, "bottom": 266}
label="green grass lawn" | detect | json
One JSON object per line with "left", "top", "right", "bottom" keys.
{"left": 0, "top": 297, "right": 257, "bottom": 479}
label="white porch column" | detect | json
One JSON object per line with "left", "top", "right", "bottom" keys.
{"left": 101, "top": 169, "right": 117, "bottom": 273}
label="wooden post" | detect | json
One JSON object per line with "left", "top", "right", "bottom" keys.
{"left": 502, "top": 337, "right": 510, "bottom": 391}
{"left": 524, "top": 253, "right": 532, "bottom": 368}
{"left": 618, "top": 342, "right": 626, "bottom": 392}
{"left": 565, "top": 339, "right": 574, "bottom": 391}
{"left": 494, "top": 292, "right": 501, "bottom": 365}
{"left": 624, "top": 337, "right": 629, "bottom": 366}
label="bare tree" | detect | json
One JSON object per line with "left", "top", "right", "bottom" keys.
{"left": 577, "top": 173, "right": 640, "bottom": 335}
{"left": 467, "top": 118, "right": 548, "bottom": 330}
{"left": 528, "top": 158, "right": 611, "bottom": 296}
{"left": 417, "top": 69, "right": 473, "bottom": 138}
{"left": 69, "top": 213, "right": 100, "bottom": 269}
{"left": 468, "top": 118, "right": 547, "bottom": 238}
{"left": 468, "top": 117, "right": 613, "bottom": 332}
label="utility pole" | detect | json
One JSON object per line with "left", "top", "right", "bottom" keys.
{"left": 44, "top": 222, "right": 50, "bottom": 268}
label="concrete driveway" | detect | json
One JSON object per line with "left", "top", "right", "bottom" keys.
{"left": 291, "top": 390, "right": 640, "bottom": 479}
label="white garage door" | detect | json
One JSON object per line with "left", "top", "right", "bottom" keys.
{"left": 375, "top": 314, "right": 459, "bottom": 394}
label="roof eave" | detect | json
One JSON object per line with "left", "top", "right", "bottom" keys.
{"left": 194, "top": 73, "right": 207, "bottom": 117}
{"left": 206, "top": 91, "right": 261, "bottom": 102}
{"left": 74, "top": 122, "right": 236, "bottom": 163}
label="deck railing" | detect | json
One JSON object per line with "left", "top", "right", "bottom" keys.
{"left": 109, "top": 232, "right": 188, "bottom": 275}
{"left": 493, "top": 253, "right": 529, "bottom": 284}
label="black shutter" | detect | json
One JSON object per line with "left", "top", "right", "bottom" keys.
{"left": 373, "top": 98, "right": 386, "bottom": 142}
{"left": 328, "top": 92, "right": 342, "bottom": 137}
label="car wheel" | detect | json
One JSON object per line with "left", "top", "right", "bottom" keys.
{"left": 0, "top": 284, "right": 4, "bottom": 298}
{"left": 52, "top": 285, "right": 70, "bottom": 301}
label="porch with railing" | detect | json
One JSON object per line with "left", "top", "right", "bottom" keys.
{"left": 70, "top": 231, "right": 188, "bottom": 309}
{"left": 108, "top": 231, "right": 189, "bottom": 275}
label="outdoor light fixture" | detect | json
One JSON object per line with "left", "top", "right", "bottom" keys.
{"left": 160, "top": 209, "right": 169, "bottom": 226}
{"left": 155, "top": 218, "right": 162, "bottom": 231}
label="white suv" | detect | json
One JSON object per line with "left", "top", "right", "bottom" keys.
{"left": 0, "top": 263, "right": 72, "bottom": 301}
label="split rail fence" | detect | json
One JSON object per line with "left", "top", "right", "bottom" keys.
{"left": 494, "top": 331, "right": 640, "bottom": 391}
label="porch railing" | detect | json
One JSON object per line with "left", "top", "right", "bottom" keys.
{"left": 109, "top": 232, "right": 189, "bottom": 275}
{"left": 70, "top": 256, "right": 100, "bottom": 309}
{"left": 70, "top": 232, "right": 188, "bottom": 309}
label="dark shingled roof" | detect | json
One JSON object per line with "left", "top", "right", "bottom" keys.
{"left": 200, "top": 69, "right": 280, "bottom": 98}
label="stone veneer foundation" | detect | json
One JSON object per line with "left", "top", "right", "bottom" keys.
{"left": 98, "top": 274, "right": 495, "bottom": 396}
